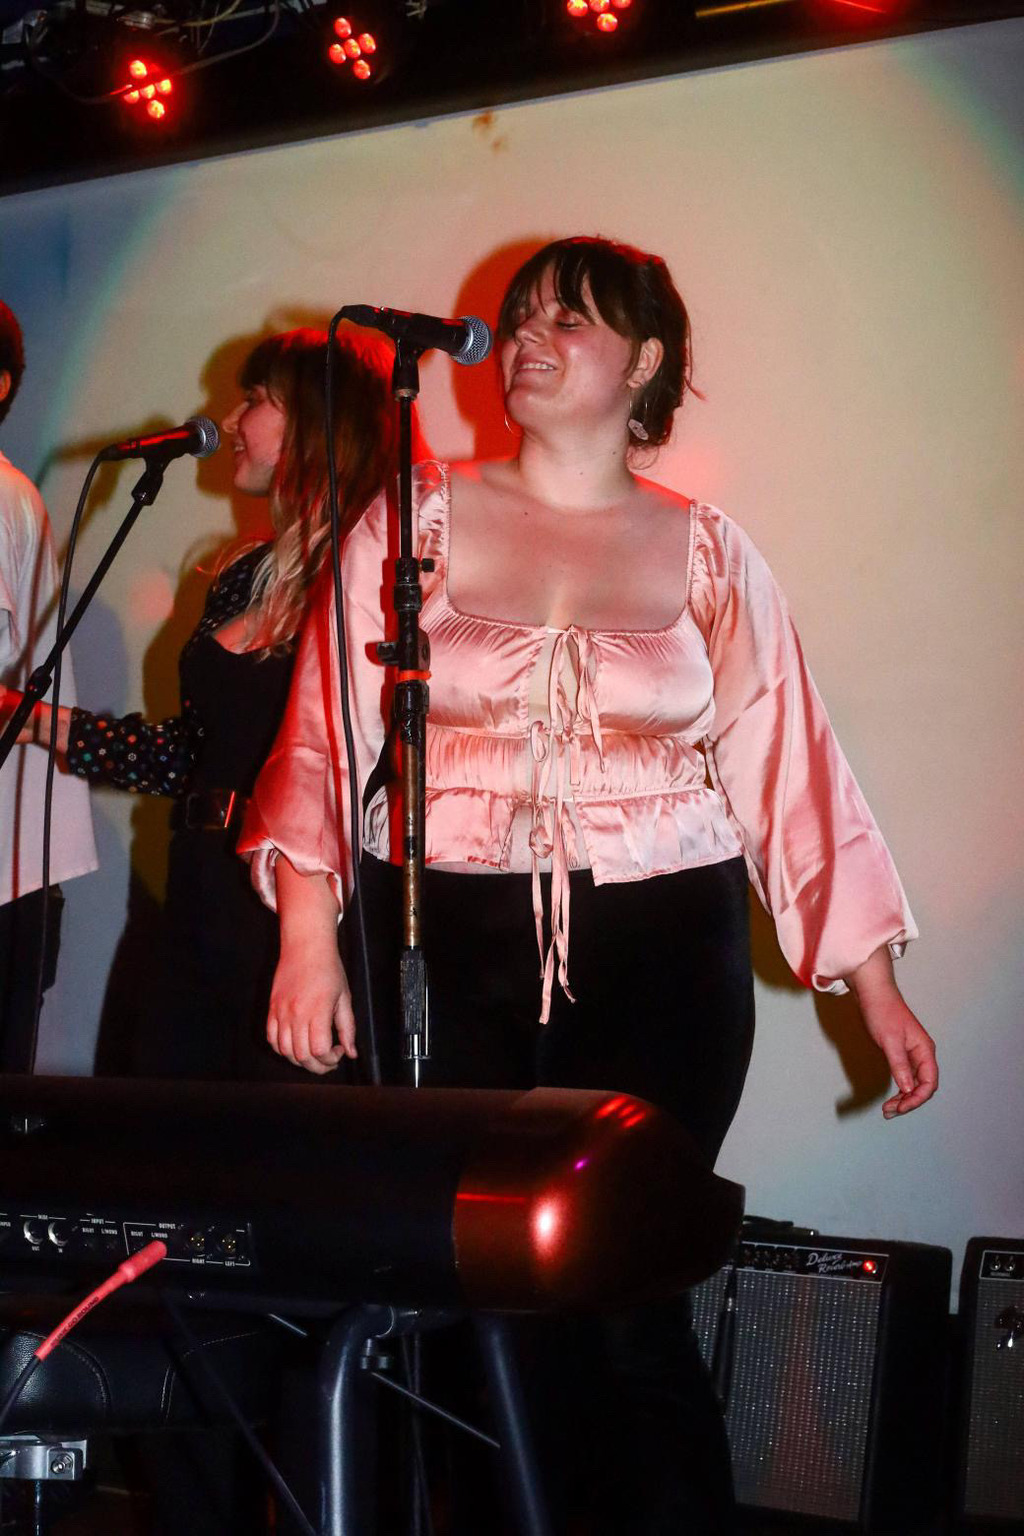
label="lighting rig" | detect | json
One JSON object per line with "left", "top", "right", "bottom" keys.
{"left": 0, "top": 0, "right": 410, "bottom": 136}
{"left": 0, "top": 0, "right": 1006, "bottom": 186}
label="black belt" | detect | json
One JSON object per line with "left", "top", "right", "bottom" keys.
{"left": 177, "top": 788, "right": 250, "bottom": 832}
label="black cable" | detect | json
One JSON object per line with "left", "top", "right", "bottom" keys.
{"left": 22, "top": 0, "right": 282, "bottom": 106}
{"left": 161, "top": 1294, "right": 319, "bottom": 1536}
{"left": 324, "top": 313, "right": 382, "bottom": 1087}
{"left": 0, "top": 1356, "right": 41, "bottom": 1437}
{"left": 28, "top": 451, "right": 105, "bottom": 1074}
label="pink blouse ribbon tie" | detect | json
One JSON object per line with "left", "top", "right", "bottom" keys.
{"left": 528, "top": 629, "right": 605, "bottom": 1023}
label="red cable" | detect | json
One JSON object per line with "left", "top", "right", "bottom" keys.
{"left": 34, "top": 1239, "right": 168, "bottom": 1360}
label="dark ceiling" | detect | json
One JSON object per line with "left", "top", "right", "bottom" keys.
{"left": 1, "top": 0, "right": 1019, "bottom": 194}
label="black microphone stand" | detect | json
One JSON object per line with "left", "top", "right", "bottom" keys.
{"left": 373, "top": 338, "right": 431, "bottom": 1084}
{"left": 0, "top": 457, "right": 168, "bottom": 771}
{"left": 326, "top": 323, "right": 551, "bottom": 1536}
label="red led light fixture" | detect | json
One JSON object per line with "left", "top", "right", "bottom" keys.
{"left": 566, "top": 0, "right": 637, "bottom": 36}
{"left": 326, "top": 10, "right": 386, "bottom": 81}
{"left": 118, "top": 56, "right": 174, "bottom": 123}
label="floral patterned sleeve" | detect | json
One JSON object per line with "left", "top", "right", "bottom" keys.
{"left": 65, "top": 697, "right": 203, "bottom": 797}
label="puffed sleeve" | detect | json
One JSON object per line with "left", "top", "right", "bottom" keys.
{"left": 238, "top": 490, "right": 393, "bottom": 913}
{"left": 689, "top": 503, "right": 917, "bottom": 994}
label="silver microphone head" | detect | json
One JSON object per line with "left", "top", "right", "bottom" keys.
{"left": 188, "top": 416, "right": 221, "bottom": 458}
{"left": 455, "top": 316, "right": 493, "bottom": 367}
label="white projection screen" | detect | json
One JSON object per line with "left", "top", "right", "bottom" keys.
{"left": 1, "top": 17, "right": 1022, "bottom": 1289}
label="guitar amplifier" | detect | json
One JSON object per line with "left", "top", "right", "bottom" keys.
{"left": 690, "top": 1228, "right": 951, "bottom": 1533}
{"left": 956, "top": 1237, "right": 1024, "bottom": 1526}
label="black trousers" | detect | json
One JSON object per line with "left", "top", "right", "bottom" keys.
{"left": 0, "top": 884, "right": 63, "bottom": 1073}
{"left": 134, "top": 829, "right": 325, "bottom": 1084}
{"left": 355, "top": 853, "right": 755, "bottom": 1536}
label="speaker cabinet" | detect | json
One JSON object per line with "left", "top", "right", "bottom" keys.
{"left": 690, "top": 1232, "right": 951, "bottom": 1532}
{"left": 957, "top": 1237, "right": 1024, "bottom": 1526}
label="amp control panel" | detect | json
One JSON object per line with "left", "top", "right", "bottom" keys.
{"left": 0, "top": 1210, "right": 254, "bottom": 1271}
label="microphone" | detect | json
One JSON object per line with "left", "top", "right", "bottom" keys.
{"left": 340, "top": 306, "right": 492, "bottom": 366}
{"left": 99, "top": 416, "right": 220, "bottom": 463}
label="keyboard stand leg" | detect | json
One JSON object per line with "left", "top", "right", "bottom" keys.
{"left": 475, "top": 1314, "right": 554, "bottom": 1536}
{"left": 318, "top": 1303, "right": 391, "bottom": 1536}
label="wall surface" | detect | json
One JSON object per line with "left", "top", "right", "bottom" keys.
{"left": 2, "top": 19, "right": 1022, "bottom": 1292}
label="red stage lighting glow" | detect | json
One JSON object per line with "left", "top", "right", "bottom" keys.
{"left": 118, "top": 55, "right": 174, "bottom": 121}
{"left": 532, "top": 1198, "right": 564, "bottom": 1255}
{"left": 595, "top": 1094, "right": 629, "bottom": 1120}
{"left": 567, "top": 0, "right": 632, "bottom": 34}
{"left": 328, "top": 13, "right": 381, "bottom": 80}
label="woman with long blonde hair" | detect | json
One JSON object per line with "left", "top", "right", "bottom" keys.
{"left": 3, "top": 325, "right": 401, "bottom": 1079}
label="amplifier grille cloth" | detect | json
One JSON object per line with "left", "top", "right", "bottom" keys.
{"left": 964, "top": 1275, "right": 1024, "bottom": 1519}
{"left": 691, "top": 1268, "right": 882, "bottom": 1520}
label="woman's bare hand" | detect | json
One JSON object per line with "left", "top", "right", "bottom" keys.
{"left": 0, "top": 689, "right": 69, "bottom": 751}
{"left": 848, "top": 946, "right": 937, "bottom": 1118}
{"left": 267, "top": 857, "right": 356, "bottom": 1075}
{"left": 267, "top": 932, "right": 356, "bottom": 1074}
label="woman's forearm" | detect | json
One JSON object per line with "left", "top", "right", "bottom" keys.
{"left": 269, "top": 855, "right": 354, "bottom": 1071}
{"left": 845, "top": 943, "right": 938, "bottom": 1117}
{"left": 275, "top": 855, "right": 341, "bottom": 950}
{"left": 846, "top": 943, "right": 899, "bottom": 1005}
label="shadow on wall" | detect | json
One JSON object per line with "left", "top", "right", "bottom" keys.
{"left": 451, "top": 237, "right": 551, "bottom": 459}
{"left": 747, "top": 893, "right": 892, "bottom": 1117}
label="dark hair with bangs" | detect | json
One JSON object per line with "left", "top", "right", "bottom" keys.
{"left": 497, "top": 237, "right": 693, "bottom": 449}
{"left": 235, "top": 325, "right": 401, "bottom": 653}
{"left": 0, "top": 301, "right": 26, "bottom": 428}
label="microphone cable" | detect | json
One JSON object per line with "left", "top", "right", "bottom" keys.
{"left": 161, "top": 1294, "right": 319, "bottom": 1536}
{"left": 323, "top": 313, "right": 383, "bottom": 1086}
{"left": 27, "top": 449, "right": 106, "bottom": 1073}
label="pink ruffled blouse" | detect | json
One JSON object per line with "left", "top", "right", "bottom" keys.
{"left": 240, "top": 463, "right": 916, "bottom": 1019}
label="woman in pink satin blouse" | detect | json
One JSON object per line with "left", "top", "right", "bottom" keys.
{"left": 239, "top": 236, "right": 936, "bottom": 1533}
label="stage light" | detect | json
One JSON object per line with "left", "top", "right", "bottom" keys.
{"left": 565, "top": 0, "right": 639, "bottom": 37}
{"left": 118, "top": 55, "right": 176, "bottom": 124}
{"left": 325, "top": 10, "right": 389, "bottom": 82}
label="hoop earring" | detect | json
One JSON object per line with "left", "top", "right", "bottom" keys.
{"left": 503, "top": 409, "right": 518, "bottom": 435}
